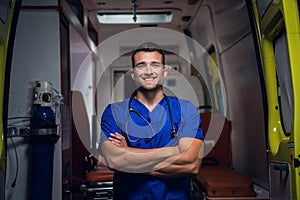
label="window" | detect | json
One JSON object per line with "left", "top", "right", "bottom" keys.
{"left": 274, "top": 31, "right": 294, "bottom": 135}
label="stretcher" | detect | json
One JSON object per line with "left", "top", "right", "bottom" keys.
{"left": 192, "top": 112, "right": 258, "bottom": 199}
{"left": 193, "top": 166, "right": 256, "bottom": 199}
{"left": 81, "top": 160, "right": 114, "bottom": 200}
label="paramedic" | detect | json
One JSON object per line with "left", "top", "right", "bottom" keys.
{"left": 99, "top": 42, "right": 204, "bottom": 200}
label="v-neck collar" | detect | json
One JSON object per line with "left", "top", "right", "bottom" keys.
{"left": 131, "top": 95, "right": 166, "bottom": 113}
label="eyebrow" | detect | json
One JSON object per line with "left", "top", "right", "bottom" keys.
{"left": 135, "top": 61, "right": 162, "bottom": 65}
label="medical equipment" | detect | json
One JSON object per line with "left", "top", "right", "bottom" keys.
{"left": 30, "top": 80, "right": 56, "bottom": 130}
{"left": 126, "top": 91, "right": 178, "bottom": 142}
{"left": 28, "top": 80, "right": 62, "bottom": 200}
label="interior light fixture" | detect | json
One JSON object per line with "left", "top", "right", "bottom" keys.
{"left": 97, "top": 12, "right": 173, "bottom": 24}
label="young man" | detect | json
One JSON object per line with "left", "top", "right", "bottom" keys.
{"left": 99, "top": 42, "right": 203, "bottom": 200}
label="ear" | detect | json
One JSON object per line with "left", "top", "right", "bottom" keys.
{"left": 163, "top": 67, "right": 168, "bottom": 78}
{"left": 130, "top": 69, "right": 135, "bottom": 80}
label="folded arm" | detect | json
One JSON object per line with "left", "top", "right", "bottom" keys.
{"left": 98, "top": 133, "right": 180, "bottom": 173}
{"left": 98, "top": 133, "right": 203, "bottom": 176}
{"left": 149, "top": 138, "right": 204, "bottom": 177}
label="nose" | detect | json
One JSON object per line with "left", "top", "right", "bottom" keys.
{"left": 145, "top": 64, "right": 153, "bottom": 74}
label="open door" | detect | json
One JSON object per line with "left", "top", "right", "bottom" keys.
{"left": 250, "top": 0, "right": 300, "bottom": 199}
{"left": 0, "top": 0, "right": 22, "bottom": 198}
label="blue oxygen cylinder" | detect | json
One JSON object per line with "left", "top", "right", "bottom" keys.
{"left": 30, "top": 105, "right": 56, "bottom": 129}
{"left": 29, "top": 81, "right": 58, "bottom": 200}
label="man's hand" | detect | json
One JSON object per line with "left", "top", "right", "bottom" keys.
{"left": 108, "top": 132, "right": 128, "bottom": 147}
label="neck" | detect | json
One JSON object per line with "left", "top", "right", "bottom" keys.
{"left": 135, "top": 86, "right": 164, "bottom": 111}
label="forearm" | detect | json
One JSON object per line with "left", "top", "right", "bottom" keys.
{"left": 99, "top": 135, "right": 203, "bottom": 177}
{"left": 149, "top": 157, "right": 202, "bottom": 177}
{"left": 99, "top": 141, "right": 180, "bottom": 173}
{"left": 148, "top": 138, "right": 204, "bottom": 177}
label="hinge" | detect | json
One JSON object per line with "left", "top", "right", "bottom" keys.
{"left": 294, "top": 156, "right": 300, "bottom": 168}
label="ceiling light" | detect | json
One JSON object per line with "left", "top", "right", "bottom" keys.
{"left": 97, "top": 2, "right": 106, "bottom": 5}
{"left": 97, "top": 12, "right": 173, "bottom": 24}
{"left": 164, "top": 0, "right": 173, "bottom": 4}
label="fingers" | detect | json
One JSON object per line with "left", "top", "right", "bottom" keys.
{"left": 109, "top": 132, "right": 128, "bottom": 147}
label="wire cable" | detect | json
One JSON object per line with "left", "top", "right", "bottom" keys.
{"left": 8, "top": 136, "right": 19, "bottom": 188}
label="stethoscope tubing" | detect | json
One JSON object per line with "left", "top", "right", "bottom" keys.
{"left": 125, "top": 92, "right": 177, "bottom": 142}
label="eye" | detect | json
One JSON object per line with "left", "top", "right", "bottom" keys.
{"left": 151, "top": 63, "right": 162, "bottom": 68}
{"left": 135, "top": 64, "right": 146, "bottom": 69}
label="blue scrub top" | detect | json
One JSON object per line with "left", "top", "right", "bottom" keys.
{"left": 100, "top": 96, "right": 203, "bottom": 200}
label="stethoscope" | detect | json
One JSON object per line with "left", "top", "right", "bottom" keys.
{"left": 125, "top": 92, "right": 178, "bottom": 142}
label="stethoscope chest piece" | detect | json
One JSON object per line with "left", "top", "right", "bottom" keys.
{"left": 171, "top": 129, "right": 178, "bottom": 138}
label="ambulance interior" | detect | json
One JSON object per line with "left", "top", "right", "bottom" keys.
{"left": 4, "top": 0, "right": 271, "bottom": 199}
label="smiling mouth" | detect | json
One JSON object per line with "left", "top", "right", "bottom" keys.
{"left": 143, "top": 77, "right": 155, "bottom": 80}
{"left": 141, "top": 76, "right": 157, "bottom": 81}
